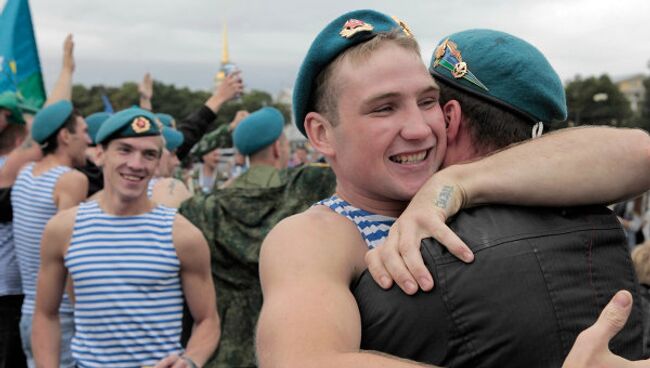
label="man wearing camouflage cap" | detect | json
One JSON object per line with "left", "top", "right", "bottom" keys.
{"left": 179, "top": 106, "right": 336, "bottom": 367}
{"left": 32, "top": 106, "right": 219, "bottom": 368}
{"left": 357, "top": 29, "right": 646, "bottom": 367}
{"left": 255, "top": 9, "right": 650, "bottom": 368}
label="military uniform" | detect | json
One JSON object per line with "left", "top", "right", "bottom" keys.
{"left": 181, "top": 163, "right": 335, "bottom": 367}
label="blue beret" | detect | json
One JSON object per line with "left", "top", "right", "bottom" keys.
{"left": 95, "top": 107, "right": 161, "bottom": 145}
{"left": 293, "top": 9, "right": 412, "bottom": 137}
{"left": 233, "top": 107, "right": 285, "bottom": 155}
{"left": 0, "top": 91, "right": 25, "bottom": 125}
{"left": 429, "top": 29, "right": 567, "bottom": 124}
{"left": 85, "top": 112, "right": 112, "bottom": 145}
{"left": 31, "top": 100, "right": 74, "bottom": 144}
{"left": 156, "top": 113, "right": 176, "bottom": 128}
{"left": 162, "top": 126, "right": 184, "bottom": 151}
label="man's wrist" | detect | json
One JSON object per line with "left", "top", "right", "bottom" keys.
{"left": 181, "top": 355, "right": 199, "bottom": 368}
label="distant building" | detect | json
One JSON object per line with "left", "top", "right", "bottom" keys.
{"left": 615, "top": 74, "right": 646, "bottom": 113}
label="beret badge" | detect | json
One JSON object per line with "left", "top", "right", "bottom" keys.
{"left": 391, "top": 16, "right": 413, "bottom": 38}
{"left": 339, "top": 19, "right": 374, "bottom": 38}
{"left": 131, "top": 117, "right": 151, "bottom": 134}
{"left": 434, "top": 38, "right": 489, "bottom": 91}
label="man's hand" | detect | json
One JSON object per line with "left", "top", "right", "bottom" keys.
{"left": 365, "top": 178, "right": 474, "bottom": 295}
{"left": 62, "top": 34, "right": 74, "bottom": 73}
{"left": 205, "top": 72, "right": 244, "bottom": 113}
{"left": 562, "top": 290, "right": 650, "bottom": 368}
{"left": 139, "top": 72, "right": 154, "bottom": 101}
{"left": 153, "top": 354, "right": 197, "bottom": 368}
{"left": 228, "top": 110, "right": 249, "bottom": 132}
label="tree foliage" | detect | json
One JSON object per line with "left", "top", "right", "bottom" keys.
{"left": 565, "top": 74, "right": 632, "bottom": 127}
{"left": 71, "top": 80, "right": 290, "bottom": 130}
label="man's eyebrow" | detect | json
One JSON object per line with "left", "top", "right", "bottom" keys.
{"left": 360, "top": 92, "right": 401, "bottom": 109}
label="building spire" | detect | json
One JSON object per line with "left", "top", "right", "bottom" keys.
{"left": 221, "top": 22, "right": 229, "bottom": 64}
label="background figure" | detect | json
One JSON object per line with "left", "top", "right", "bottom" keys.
{"left": 631, "top": 241, "right": 650, "bottom": 353}
{"left": 614, "top": 196, "right": 646, "bottom": 249}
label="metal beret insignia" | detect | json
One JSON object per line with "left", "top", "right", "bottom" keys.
{"left": 434, "top": 38, "right": 489, "bottom": 91}
{"left": 391, "top": 16, "right": 413, "bottom": 38}
{"left": 131, "top": 117, "right": 151, "bottom": 133}
{"left": 340, "top": 19, "right": 374, "bottom": 38}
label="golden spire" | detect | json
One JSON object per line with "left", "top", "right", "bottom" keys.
{"left": 221, "top": 22, "right": 229, "bottom": 64}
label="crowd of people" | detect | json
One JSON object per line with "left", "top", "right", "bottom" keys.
{"left": 1, "top": 8, "right": 650, "bottom": 368}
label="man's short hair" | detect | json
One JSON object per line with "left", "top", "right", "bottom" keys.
{"left": 41, "top": 110, "right": 81, "bottom": 156}
{"left": 313, "top": 30, "right": 420, "bottom": 125}
{"left": 0, "top": 123, "right": 27, "bottom": 154}
{"left": 437, "top": 78, "right": 531, "bottom": 153}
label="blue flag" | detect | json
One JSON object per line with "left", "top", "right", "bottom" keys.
{"left": 0, "top": 0, "right": 46, "bottom": 110}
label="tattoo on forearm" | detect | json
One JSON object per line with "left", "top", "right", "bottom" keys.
{"left": 168, "top": 180, "right": 177, "bottom": 195}
{"left": 20, "top": 138, "right": 33, "bottom": 150}
{"left": 434, "top": 185, "right": 454, "bottom": 209}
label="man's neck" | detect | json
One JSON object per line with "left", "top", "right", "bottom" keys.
{"left": 98, "top": 187, "right": 155, "bottom": 217}
{"left": 201, "top": 163, "right": 215, "bottom": 177}
{"left": 334, "top": 182, "right": 407, "bottom": 218}
{"left": 33, "top": 151, "right": 74, "bottom": 175}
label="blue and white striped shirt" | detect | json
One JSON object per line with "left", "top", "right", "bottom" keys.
{"left": 11, "top": 163, "right": 73, "bottom": 314}
{"left": 64, "top": 200, "right": 183, "bottom": 368}
{"left": 316, "top": 195, "right": 396, "bottom": 249}
{"left": 0, "top": 156, "right": 21, "bottom": 296}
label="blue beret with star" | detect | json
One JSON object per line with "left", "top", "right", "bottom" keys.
{"left": 0, "top": 91, "right": 25, "bottom": 125}
{"left": 162, "top": 126, "right": 184, "bottom": 151}
{"left": 156, "top": 113, "right": 176, "bottom": 128}
{"left": 31, "top": 100, "right": 74, "bottom": 144}
{"left": 293, "top": 9, "right": 413, "bottom": 137}
{"left": 429, "top": 29, "right": 567, "bottom": 124}
{"left": 85, "top": 112, "right": 112, "bottom": 145}
{"left": 233, "top": 107, "right": 284, "bottom": 155}
{"left": 95, "top": 107, "right": 161, "bottom": 145}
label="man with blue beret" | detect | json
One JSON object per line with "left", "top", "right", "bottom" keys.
{"left": 10, "top": 98, "right": 90, "bottom": 367}
{"left": 32, "top": 106, "right": 220, "bottom": 368}
{"left": 358, "top": 29, "right": 646, "bottom": 367}
{"left": 77, "top": 111, "right": 112, "bottom": 198}
{"left": 255, "top": 9, "right": 650, "bottom": 368}
{"left": 146, "top": 112, "right": 191, "bottom": 208}
{"left": 179, "top": 105, "right": 336, "bottom": 367}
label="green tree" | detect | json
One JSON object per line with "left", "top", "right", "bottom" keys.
{"left": 565, "top": 74, "right": 632, "bottom": 127}
{"left": 638, "top": 76, "right": 650, "bottom": 132}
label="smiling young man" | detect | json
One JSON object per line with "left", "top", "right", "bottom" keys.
{"left": 32, "top": 107, "right": 219, "bottom": 368}
{"left": 255, "top": 9, "right": 650, "bottom": 368}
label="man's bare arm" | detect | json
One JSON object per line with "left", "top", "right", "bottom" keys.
{"left": 157, "top": 215, "right": 219, "bottom": 368}
{"left": 256, "top": 211, "right": 439, "bottom": 368}
{"left": 32, "top": 209, "right": 76, "bottom": 368}
{"left": 151, "top": 178, "right": 191, "bottom": 209}
{"left": 54, "top": 171, "right": 88, "bottom": 211}
{"left": 46, "top": 34, "right": 75, "bottom": 105}
{"left": 367, "top": 126, "right": 650, "bottom": 294}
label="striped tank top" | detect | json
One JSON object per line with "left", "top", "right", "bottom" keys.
{"left": 0, "top": 156, "right": 21, "bottom": 295}
{"left": 317, "top": 195, "right": 396, "bottom": 249}
{"left": 64, "top": 200, "right": 183, "bottom": 368}
{"left": 147, "top": 177, "right": 160, "bottom": 198}
{"left": 11, "top": 163, "right": 73, "bottom": 314}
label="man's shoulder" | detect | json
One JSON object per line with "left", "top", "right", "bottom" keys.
{"left": 45, "top": 205, "right": 79, "bottom": 235}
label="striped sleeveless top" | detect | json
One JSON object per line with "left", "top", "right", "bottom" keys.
{"left": 317, "top": 195, "right": 396, "bottom": 249}
{"left": 11, "top": 163, "right": 73, "bottom": 314}
{"left": 0, "top": 156, "right": 21, "bottom": 295}
{"left": 64, "top": 200, "right": 183, "bottom": 368}
{"left": 147, "top": 177, "right": 160, "bottom": 198}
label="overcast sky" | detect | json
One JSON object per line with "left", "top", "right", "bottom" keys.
{"left": 25, "top": 0, "right": 650, "bottom": 97}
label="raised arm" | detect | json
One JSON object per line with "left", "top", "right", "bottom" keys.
{"left": 366, "top": 125, "right": 650, "bottom": 294}
{"left": 256, "top": 211, "right": 438, "bottom": 368}
{"left": 139, "top": 72, "right": 153, "bottom": 111}
{"left": 46, "top": 34, "right": 75, "bottom": 105}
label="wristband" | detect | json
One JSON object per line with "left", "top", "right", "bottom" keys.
{"left": 181, "top": 355, "right": 199, "bottom": 368}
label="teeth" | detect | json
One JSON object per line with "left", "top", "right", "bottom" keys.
{"left": 391, "top": 151, "right": 426, "bottom": 164}
{"left": 122, "top": 174, "right": 141, "bottom": 181}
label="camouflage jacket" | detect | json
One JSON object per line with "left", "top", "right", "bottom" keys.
{"left": 179, "top": 163, "right": 336, "bottom": 367}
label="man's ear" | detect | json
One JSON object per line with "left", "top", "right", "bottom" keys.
{"left": 443, "top": 100, "right": 462, "bottom": 144}
{"left": 58, "top": 128, "right": 71, "bottom": 146}
{"left": 304, "top": 112, "right": 335, "bottom": 158}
